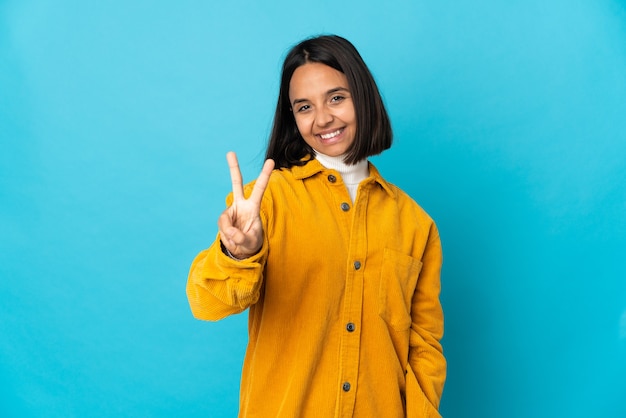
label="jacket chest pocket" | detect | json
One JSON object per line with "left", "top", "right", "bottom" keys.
{"left": 378, "top": 248, "right": 423, "bottom": 331}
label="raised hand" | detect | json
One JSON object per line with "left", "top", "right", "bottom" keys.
{"left": 218, "top": 152, "right": 275, "bottom": 259}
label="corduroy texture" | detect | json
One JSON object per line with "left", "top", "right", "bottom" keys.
{"left": 187, "top": 158, "right": 446, "bottom": 418}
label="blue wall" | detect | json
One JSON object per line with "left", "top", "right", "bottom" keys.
{"left": 1, "top": 0, "right": 625, "bottom": 416}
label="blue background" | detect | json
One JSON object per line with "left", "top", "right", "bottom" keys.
{"left": 2, "top": 0, "right": 625, "bottom": 417}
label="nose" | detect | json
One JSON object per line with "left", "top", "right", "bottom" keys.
{"left": 315, "top": 106, "right": 333, "bottom": 127}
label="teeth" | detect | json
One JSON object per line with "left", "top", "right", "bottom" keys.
{"left": 320, "top": 129, "right": 342, "bottom": 140}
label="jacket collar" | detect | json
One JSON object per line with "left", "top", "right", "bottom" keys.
{"left": 291, "top": 157, "right": 396, "bottom": 199}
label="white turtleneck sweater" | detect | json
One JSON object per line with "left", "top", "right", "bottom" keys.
{"left": 315, "top": 152, "right": 369, "bottom": 203}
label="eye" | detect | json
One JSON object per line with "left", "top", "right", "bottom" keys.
{"left": 296, "top": 104, "right": 311, "bottom": 113}
{"left": 330, "top": 95, "right": 345, "bottom": 103}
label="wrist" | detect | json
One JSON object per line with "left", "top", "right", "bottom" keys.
{"left": 220, "top": 240, "right": 250, "bottom": 261}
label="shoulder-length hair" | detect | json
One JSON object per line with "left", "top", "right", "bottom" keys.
{"left": 265, "top": 35, "right": 393, "bottom": 169}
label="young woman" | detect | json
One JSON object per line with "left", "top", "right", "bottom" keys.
{"left": 187, "top": 35, "right": 446, "bottom": 418}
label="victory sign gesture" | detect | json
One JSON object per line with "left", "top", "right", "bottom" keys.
{"left": 218, "top": 152, "right": 275, "bottom": 260}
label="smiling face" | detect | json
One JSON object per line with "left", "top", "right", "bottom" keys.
{"left": 289, "top": 62, "right": 357, "bottom": 157}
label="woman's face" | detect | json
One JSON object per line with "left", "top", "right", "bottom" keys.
{"left": 289, "top": 62, "right": 356, "bottom": 157}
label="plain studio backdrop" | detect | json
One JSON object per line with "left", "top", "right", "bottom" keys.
{"left": 1, "top": 0, "right": 625, "bottom": 417}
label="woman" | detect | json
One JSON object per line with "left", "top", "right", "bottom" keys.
{"left": 187, "top": 34, "right": 446, "bottom": 418}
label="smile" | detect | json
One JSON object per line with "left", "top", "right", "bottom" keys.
{"left": 319, "top": 129, "right": 343, "bottom": 140}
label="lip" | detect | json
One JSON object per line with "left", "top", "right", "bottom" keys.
{"left": 316, "top": 127, "right": 345, "bottom": 144}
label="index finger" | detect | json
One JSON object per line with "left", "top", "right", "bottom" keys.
{"left": 248, "top": 159, "right": 275, "bottom": 204}
{"left": 226, "top": 151, "right": 244, "bottom": 200}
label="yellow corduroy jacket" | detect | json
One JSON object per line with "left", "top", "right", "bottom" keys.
{"left": 187, "top": 158, "right": 446, "bottom": 418}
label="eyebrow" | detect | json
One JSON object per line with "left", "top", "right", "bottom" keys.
{"left": 291, "top": 87, "right": 350, "bottom": 106}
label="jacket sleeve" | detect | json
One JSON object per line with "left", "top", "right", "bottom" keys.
{"left": 186, "top": 233, "right": 268, "bottom": 321}
{"left": 407, "top": 222, "right": 446, "bottom": 418}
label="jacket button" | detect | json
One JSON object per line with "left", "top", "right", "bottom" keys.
{"left": 346, "top": 322, "right": 355, "bottom": 332}
{"left": 354, "top": 261, "right": 361, "bottom": 270}
{"left": 340, "top": 202, "right": 350, "bottom": 211}
{"left": 328, "top": 174, "right": 337, "bottom": 183}
{"left": 342, "top": 382, "right": 351, "bottom": 392}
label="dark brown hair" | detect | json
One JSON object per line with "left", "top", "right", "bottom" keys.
{"left": 265, "top": 35, "right": 392, "bottom": 168}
